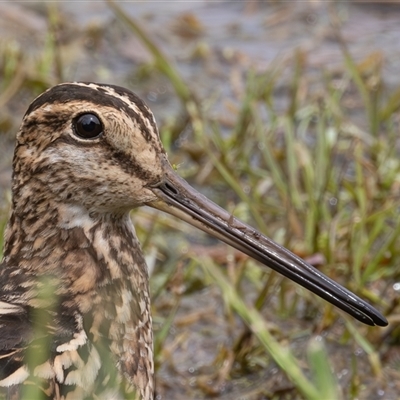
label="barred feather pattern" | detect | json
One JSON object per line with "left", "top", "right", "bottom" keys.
{"left": 0, "top": 83, "right": 165, "bottom": 399}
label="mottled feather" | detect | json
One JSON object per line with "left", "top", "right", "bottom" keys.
{"left": 0, "top": 83, "right": 161, "bottom": 399}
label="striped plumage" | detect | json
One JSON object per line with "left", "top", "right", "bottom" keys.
{"left": 0, "top": 83, "right": 387, "bottom": 399}
{"left": 1, "top": 83, "right": 158, "bottom": 399}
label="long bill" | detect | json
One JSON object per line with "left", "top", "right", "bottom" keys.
{"left": 148, "top": 163, "right": 388, "bottom": 327}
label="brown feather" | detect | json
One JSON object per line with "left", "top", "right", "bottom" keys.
{"left": 0, "top": 83, "right": 160, "bottom": 399}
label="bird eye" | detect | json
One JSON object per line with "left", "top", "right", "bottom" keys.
{"left": 73, "top": 113, "right": 103, "bottom": 139}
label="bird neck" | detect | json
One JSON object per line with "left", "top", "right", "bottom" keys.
{"left": 3, "top": 197, "right": 148, "bottom": 297}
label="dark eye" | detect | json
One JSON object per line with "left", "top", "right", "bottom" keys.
{"left": 73, "top": 113, "right": 103, "bottom": 139}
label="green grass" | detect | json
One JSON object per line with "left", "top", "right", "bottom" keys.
{"left": 0, "top": 2, "right": 398, "bottom": 399}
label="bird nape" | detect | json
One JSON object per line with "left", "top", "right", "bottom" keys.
{"left": 0, "top": 82, "right": 387, "bottom": 400}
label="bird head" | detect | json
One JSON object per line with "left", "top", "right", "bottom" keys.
{"left": 15, "top": 82, "right": 166, "bottom": 215}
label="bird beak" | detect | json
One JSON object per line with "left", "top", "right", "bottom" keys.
{"left": 149, "top": 163, "right": 387, "bottom": 327}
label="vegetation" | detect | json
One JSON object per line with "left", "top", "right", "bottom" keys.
{"left": 0, "top": 2, "right": 398, "bottom": 399}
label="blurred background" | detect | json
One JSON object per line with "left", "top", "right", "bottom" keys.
{"left": 0, "top": 1, "right": 400, "bottom": 399}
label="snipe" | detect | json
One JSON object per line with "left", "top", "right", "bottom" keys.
{"left": 0, "top": 83, "right": 387, "bottom": 399}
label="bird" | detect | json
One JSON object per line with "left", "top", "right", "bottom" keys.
{"left": 0, "top": 82, "right": 387, "bottom": 400}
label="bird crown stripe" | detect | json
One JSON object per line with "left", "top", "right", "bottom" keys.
{"left": 24, "top": 83, "right": 158, "bottom": 142}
